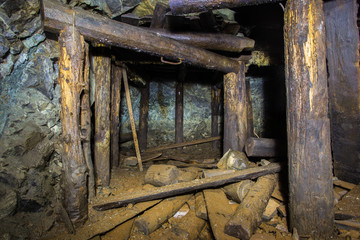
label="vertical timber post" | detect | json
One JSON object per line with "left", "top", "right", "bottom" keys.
{"left": 324, "top": 0, "right": 360, "bottom": 183}
{"left": 80, "top": 42, "right": 95, "bottom": 199}
{"left": 94, "top": 44, "right": 111, "bottom": 186}
{"left": 58, "top": 26, "right": 88, "bottom": 225}
{"left": 223, "top": 61, "right": 247, "bottom": 152}
{"left": 211, "top": 86, "right": 221, "bottom": 149}
{"left": 139, "top": 82, "right": 150, "bottom": 152}
{"left": 110, "top": 63, "right": 122, "bottom": 168}
{"left": 175, "top": 65, "right": 186, "bottom": 147}
{"left": 284, "top": 0, "right": 334, "bottom": 238}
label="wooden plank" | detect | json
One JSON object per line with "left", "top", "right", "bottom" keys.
{"left": 45, "top": 200, "right": 161, "bottom": 240}
{"left": 133, "top": 194, "right": 192, "bottom": 235}
{"left": 169, "top": 0, "right": 282, "bottom": 14}
{"left": 59, "top": 26, "right": 88, "bottom": 225}
{"left": 93, "top": 163, "right": 281, "bottom": 211}
{"left": 224, "top": 174, "right": 278, "bottom": 239}
{"left": 145, "top": 136, "right": 221, "bottom": 153}
{"left": 335, "top": 184, "right": 360, "bottom": 220}
{"left": 122, "top": 68, "right": 143, "bottom": 172}
{"left": 333, "top": 179, "right": 356, "bottom": 191}
{"left": 110, "top": 64, "right": 122, "bottom": 168}
{"left": 223, "top": 61, "right": 248, "bottom": 152}
{"left": 284, "top": 0, "right": 334, "bottom": 238}
{"left": 203, "top": 189, "right": 238, "bottom": 240}
{"left": 150, "top": 3, "right": 168, "bottom": 29}
{"left": 94, "top": 44, "right": 111, "bottom": 186}
{"left": 324, "top": 0, "right": 360, "bottom": 184}
{"left": 42, "top": 0, "right": 240, "bottom": 73}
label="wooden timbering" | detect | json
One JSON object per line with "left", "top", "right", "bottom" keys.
{"left": 139, "top": 83, "right": 150, "bottom": 152}
{"left": 58, "top": 26, "right": 88, "bottom": 224}
{"left": 110, "top": 64, "right": 122, "bottom": 168}
{"left": 80, "top": 42, "right": 95, "bottom": 199}
{"left": 211, "top": 86, "right": 221, "bottom": 149}
{"left": 284, "top": 0, "right": 334, "bottom": 238}
{"left": 42, "top": 0, "right": 241, "bottom": 73}
{"left": 175, "top": 65, "right": 187, "bottom": 146}
{"left": 223, "top": 61, "right": 248, "bottom": 152}
{"left": 324, "top": 0, "right": 360, "bottom": 184}
{"left": 94, "top": 44, "right": 111, "bottom": 186}
{"left": 169, "top": 0, "right": 282, "bottom": 14}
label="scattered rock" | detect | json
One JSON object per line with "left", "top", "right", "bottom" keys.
{"left": 0, "top": 183, "right": 17, "bottom": 219}
{"left": 144, "top": 165, "right": 180, "bottom": 187}
{"left": 217, "top": 149, "right": 251, "bottom": 170}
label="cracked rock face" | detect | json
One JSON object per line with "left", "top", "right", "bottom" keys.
{"left": 0, "top": 0, "right": 62, "bottom": 237}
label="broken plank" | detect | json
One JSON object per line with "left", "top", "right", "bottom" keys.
{"left": 93, "top": 163, "right": 281, "bottom": 211}
{"left": 101, "top": 218, "right": 135, "bottom": 240}
{"left": 133, "top": 194, "right": 192, "bottom": 235}
{"left": 45, "top": 200, "right": 160, "bottom": 240}
{"left": 42, "top": 0, "right": 240, "bottom": 73}
{"left": 204, "top": 189, "right": 238, "bottom": 240}
{"left": 144, "top": 136, "right": 221, "bottom": 153}
{"left": 335, "top": 219, "right": 360, "bottom": 231}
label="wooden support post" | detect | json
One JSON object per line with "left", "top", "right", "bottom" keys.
{"left": 224, "top": 174, "right": 277, "bottom": 239}
{"left": 122, "top": 68, "right": 143, "bottom": 171}
{"left": 169, "top": 0, "right": 282, "bottom": 14}
{"left": 150, "top": 3, "right": 168, "bottom": 29}
{"left": 284, "top": 0, "right": 334, "bottom": 238}
{"left": 223, "top": 61, "right": 247, "bottom": 153}
{"left": 324, "top": 0, "right": 360, "bottom": 184}
{"left": 138, "top": 83, "right": 150, "bottom": 152}
{"left": 80, "top": 42, "right": 95, "bottom": 199}
{"left": 211, "top": 86, "right": 221, "bottom": 150}
{"left": 94, "top": 44, "right": 111, "bottom": 186}
{"left": 42, "top": 0, "right": 241, "bottom": 73}
{"left": 110, "top": 63, "right": 122, "bottom": 168}
{"left": 175, "top": 66, "right": 186, "bottom": 147}
{"left": 58, "top": 26, "right": 88, "bottom": 225}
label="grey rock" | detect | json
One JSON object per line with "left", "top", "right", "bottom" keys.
{"left": 0, "top": 34, "right": 9, "bottom": 58}
{"left": 22, "top": 32, "right": 45, "bottom": 49}
{"left": 9, "top": 39, "right": 24, "bottom": 55}
{"left": 0, "top": 183, "right": 17, "bottom": 220}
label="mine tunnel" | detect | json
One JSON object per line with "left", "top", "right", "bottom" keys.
{"left": 0, "top": 0, "right": 359, "bottom": 239}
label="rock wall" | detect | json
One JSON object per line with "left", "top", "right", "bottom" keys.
{"left": 0, "top": 0, "right": 62, "bottom": 238}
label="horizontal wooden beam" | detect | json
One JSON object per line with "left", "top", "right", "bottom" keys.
{"left": 151, "top": 29, "right": 255, "bottom": 53}
{"left": 169, "top": 0, "right": 282, "bottom": 14}
{"left": 145, "top": 136, "right": 221, "bottom": 153}
{"left": 42, "top": 0, "right": 240, "bottom": 73}
{"left": 93, "top": 162, "right": 281, "bottom": 211}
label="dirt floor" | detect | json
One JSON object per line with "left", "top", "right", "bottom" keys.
{"left": 13, "top": 143, "right": 360, "bottom": 240}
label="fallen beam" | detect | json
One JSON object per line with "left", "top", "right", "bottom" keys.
{"left": 134, "top": 194, "right": 192, "bottom": 235}
{"left": 169, "top": 0, "right": 282, "bottom": 14}
{"left": 45, "top": 200, "right": 161, "bottom": 240}
{"left": 224, "top": 174, "right": 278, "bottom": 239}
{"left": 145, "top": 136, "right": 221, "bottom": 153}
{"left": 42, "top": 0, "right": 240, "bottom": 73}
{"left": 93, "top": 162, "right": 281, "bottom": 211}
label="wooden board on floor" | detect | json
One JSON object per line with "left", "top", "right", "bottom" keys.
{"left": 335, "top": 184, "right": 360, "bottom": 220}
